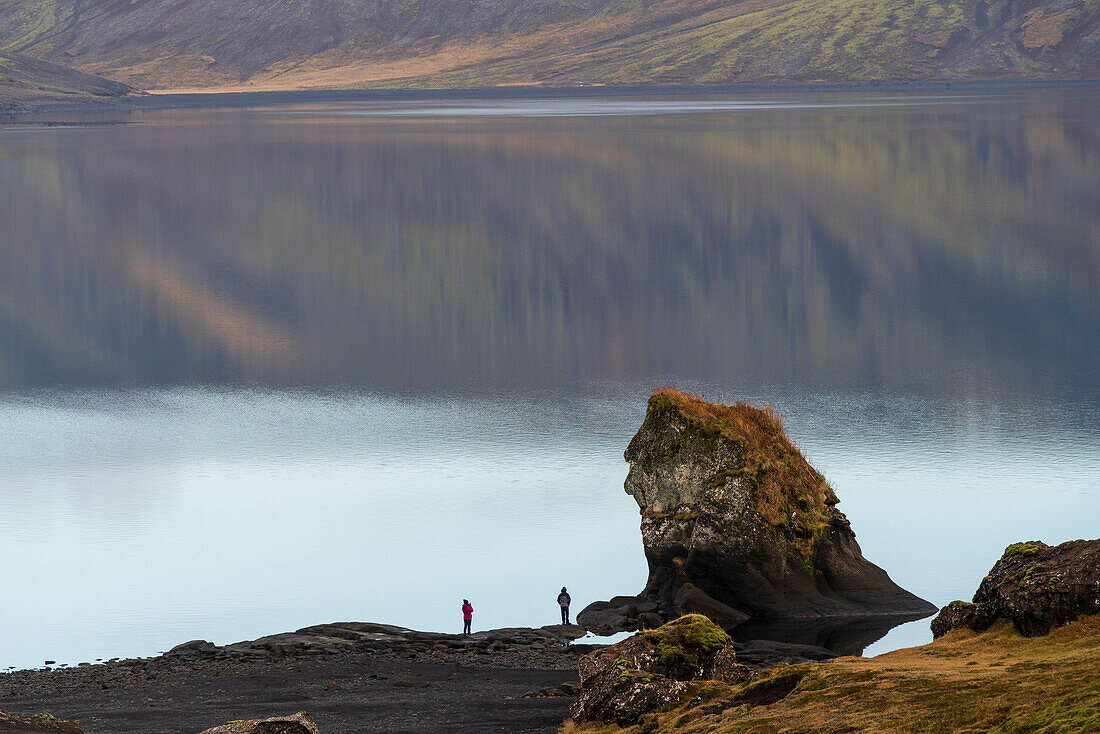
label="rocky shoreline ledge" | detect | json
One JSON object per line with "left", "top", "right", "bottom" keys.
{"left": 160, "top": 622, "right": 588, "bottom": 670}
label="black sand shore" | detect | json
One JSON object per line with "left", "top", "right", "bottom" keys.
{"left": 0, "top": 657, "right": 577, "bottom": 733}
{"left": 0, "top": 624, "right": 588, "bottom": 733}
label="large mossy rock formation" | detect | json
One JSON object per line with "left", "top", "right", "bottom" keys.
{"left": 932, "top": 539, "right": 1100, "bottom": 638}
{"left": 579, "top": 388, "right": 934, "bottom": 634}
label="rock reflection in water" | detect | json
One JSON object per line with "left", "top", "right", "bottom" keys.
{"left": 730, "top": 612, "right": 934, "bottom": 657}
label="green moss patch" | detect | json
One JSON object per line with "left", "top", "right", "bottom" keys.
{"left": 642, "top": 614, "right": 731, "bottom": 674}
{"left": 614, "top": 663, "right": 657, "bottom": 690}
{"left": 1004, "top": 542, "right": 1040, "bottom": 558}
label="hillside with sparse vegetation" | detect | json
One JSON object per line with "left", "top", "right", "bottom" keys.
{"left": 0, "top": 0, "right": 1097, "bottom": 92}
{"left": 0, "top": 52, "right": 131, "bottom": 108}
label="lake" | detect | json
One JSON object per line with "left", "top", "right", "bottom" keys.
{"left": 1, "top": 87, "right": 1098, "bottom": 671}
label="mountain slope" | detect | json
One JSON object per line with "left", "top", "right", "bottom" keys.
{"left": 1, "top": 0, "right": 1097, "bottom": 90}
{"left": 0, "top": 52, "right": 132, "bottom": 109}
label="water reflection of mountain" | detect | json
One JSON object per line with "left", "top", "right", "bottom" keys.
{"left": 1, "top": 93, "right": 1097, "bottom": 393}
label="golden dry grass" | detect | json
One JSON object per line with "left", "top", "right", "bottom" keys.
{"left": 651, "top": 387, "right": 836, "bottom": 545}
{"left": 567, "top": 615, "right": 1100, "bottom": 733}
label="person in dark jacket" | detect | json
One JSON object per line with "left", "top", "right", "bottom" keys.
{"left": 462, "top": 599, "right": 473, "bottom": 636}
{"left": 557, "top": 587, "right": 571, "bottom": 625}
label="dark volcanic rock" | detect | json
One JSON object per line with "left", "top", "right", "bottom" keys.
{"left": 571, "top": 663, "right": 691, "bottom": 727}
{"left": 570, "top": 614, "right": 831, "bottom": 726}
{"left": 197, "top": 711, "right": 319, "bottom": 733}
{"left": 931, "top": 539, "right": 1100, "bottom": 638}
{"left": 160, "top": 622, "right": 586, "bottom": 664}
{"left": 166, "top": 639, "right": 218, "bottom": 657}
{"left": 570, "top": 615, "right": 734, "bottom": 726}
{"left": 578, "top": 388, "right": 934, "bottom": 634}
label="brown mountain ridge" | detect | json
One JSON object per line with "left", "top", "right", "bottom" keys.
{"left": 0, "top": 0, "right": 1097, "bottom": 92}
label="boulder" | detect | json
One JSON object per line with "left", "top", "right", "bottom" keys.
{"left": 573, "top": 596, "right": 655, "bottom": 635}
{"left": 196, "top": 711, "right": 319, "bottom": 734}
{"left": 571, "top": 663, "right": 691, "bottom": 726}
{"left": 166, "top": 640, "right": 218, "bottom": 657}
{"left": 571, "top": 615, "right": 743, "bottom": 725}
{"left": 578, "top": 388, "right": 934, "bottom": 634}
{"left": 931, "top": 539, "right": 1100, "bottom": 638}
{"left": 675, "top": 583, "right": 750, "bottom": 629}
{"left": 571, "top": 614, "right": 837, "bottom": 726}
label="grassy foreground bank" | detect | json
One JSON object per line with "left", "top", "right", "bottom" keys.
{"left": 565, "top": 615, "right": 1100, "bottom": 733}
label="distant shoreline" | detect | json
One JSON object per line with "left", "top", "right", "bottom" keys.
{"left": 5, "top": 77, "right": 1098, "bottom": 118}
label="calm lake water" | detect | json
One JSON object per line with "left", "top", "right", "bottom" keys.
{"left": 1, "top": 88, "right": 1098, "bottom": 670}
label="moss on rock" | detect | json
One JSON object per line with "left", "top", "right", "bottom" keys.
{"left": 641, "top": 614, "right": 731, "bottom": 674}
{"left": 568, "top": 616, "right": 1100, "bottom": 734}
{"left": 642, "top": 387, "right": 838, "bottom": 561}
{"left": 1004, "top": 542, "right": 1040, "bottom": 558}
{"left": 581, "top": 387, "right": 934, "bottom": 631}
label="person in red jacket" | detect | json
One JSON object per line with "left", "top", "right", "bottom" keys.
{"left": 462, "top": 599, "right": 473, "bottom": 636}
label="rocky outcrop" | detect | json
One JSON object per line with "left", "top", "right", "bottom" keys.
{"left": 570, "top": 615, "right": 743, "bottom": 726}
{"left": 579, "top": 388, "right": 935, "bottom": 635}
{"left": 157, "top": 622, "right": 588, "bottom": 671}
{"left": 197, "top": 711, "right": 318, "bottom": 734}
{"left": 931, "top": 539, "right": 1100, "bottom": 638}
{"left": 570, "top": 614, "right": 834, "bottom": 726}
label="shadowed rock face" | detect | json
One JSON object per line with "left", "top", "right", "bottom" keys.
{"left": 932, "top": 539, "right": 1100, "bottom": 638}
{"left": 579, "top": 388, "right": 935, "bottom": 634}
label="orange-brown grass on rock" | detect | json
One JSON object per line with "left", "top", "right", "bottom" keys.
{"left": 565, "top": 614, "right": 1100, "bottom": 734}
{"left": 649, "top": 387, "right": 838, "bottom": 544}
